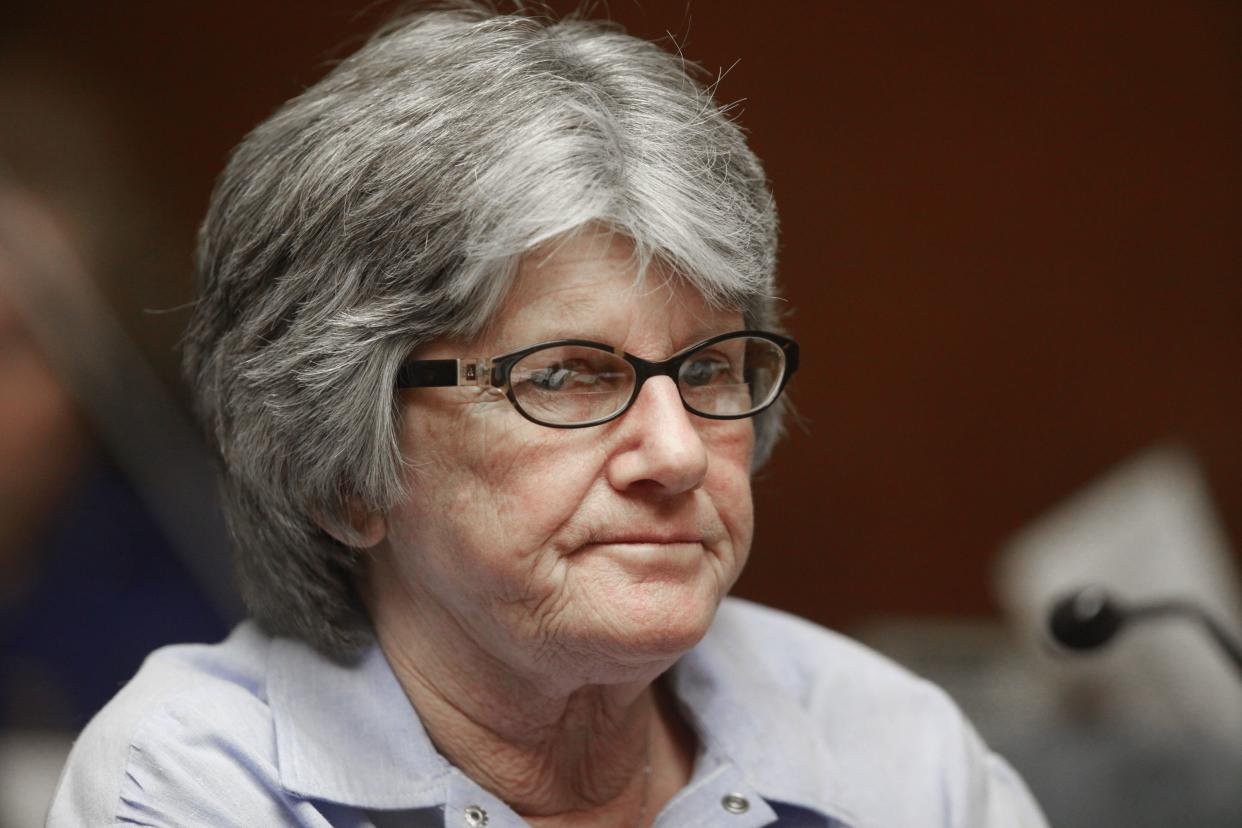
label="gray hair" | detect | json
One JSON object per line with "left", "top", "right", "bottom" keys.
{"left": 184, "top": 2, "right": 785, "bottom": 656}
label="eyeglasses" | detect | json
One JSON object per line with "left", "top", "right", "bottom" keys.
{"left": 396, "top": 330, "right": 799, "bottom": 429}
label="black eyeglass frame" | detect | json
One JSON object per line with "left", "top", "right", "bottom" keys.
{"left": 395, "top": 329, "right": 799, "bottom": 429}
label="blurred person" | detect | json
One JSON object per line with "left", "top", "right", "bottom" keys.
{"left": 49, "top": 5, "right": 1047, "bottom": 827}
{"left": 0, "top": 278, "right": 85, "bottom": 603}
{"left": 0, "top": 46, "right": 230, "bottom": 734}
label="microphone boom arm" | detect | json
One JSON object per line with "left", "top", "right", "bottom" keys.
{"left": 1129, "top": 599, "right": 1242, "bottom": 677}
{"left": 1049, "top": 587, "right": 1242, "bottom": 681}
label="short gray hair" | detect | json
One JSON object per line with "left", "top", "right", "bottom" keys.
{"left": 184, "top": 2, "right": 785, "bottom": 656}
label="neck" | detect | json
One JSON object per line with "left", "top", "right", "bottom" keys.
{"left": 368, "top": 580, "right": 696, "bottom": 826}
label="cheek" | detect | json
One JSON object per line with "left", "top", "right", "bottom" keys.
{"left": 705, "top": 422, "right": 756, "bottom": 548}
{"left": 388, "top": 404, "right": 602, "bottom": 579}
{"left": 481, "top": 436, "right": 601, "bottom": 551}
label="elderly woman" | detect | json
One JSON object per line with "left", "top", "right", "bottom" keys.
{"left": 50, "top": 5, "right": 1046, "bottom": 827}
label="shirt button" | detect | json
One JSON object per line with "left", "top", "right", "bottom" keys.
{"left": 721, "top": 792, "right": 750, "bottom": 814}
{"left": 463, "top": 805, "right": 488, "bottom": 826}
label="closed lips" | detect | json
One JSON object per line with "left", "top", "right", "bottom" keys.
{"left": 588, "top": 535, "right": 701, "bottom": 544}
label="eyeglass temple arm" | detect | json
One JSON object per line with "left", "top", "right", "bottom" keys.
{"left": 784, "top": 340, "right": 800, "bottom": 375}
{"left": 396, "top": 358, "right": 492, "bottom": 388}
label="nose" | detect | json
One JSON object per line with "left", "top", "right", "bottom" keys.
{"left": 605, "top": 376, "right": 708, "bottom": 496}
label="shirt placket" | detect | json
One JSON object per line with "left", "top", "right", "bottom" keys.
{"left": 441, "top": 771, "right": 531, "bottom": 828}
{"left": 652, "top": 760, "right": 779, "bottom": 828}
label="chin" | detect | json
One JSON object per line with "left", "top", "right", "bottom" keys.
{"left": 575, "top": 577, "right": 725, "bottom": 673}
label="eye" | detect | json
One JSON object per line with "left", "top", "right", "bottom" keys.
{"left": 528, "top": 363, "right": 578, "bottom": 391}
{"left": 681, "top": 352, "right": 734, "bottom": 387}
{"left": 522, "top": 356, "right": 626, "bottom": 393}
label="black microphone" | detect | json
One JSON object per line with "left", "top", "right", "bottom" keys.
{"left": 1049, "top": 586, "right": 1242, "bottom": 680}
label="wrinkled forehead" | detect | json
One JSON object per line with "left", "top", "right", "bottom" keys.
{"left": 479, "top": 228, "right": 744, "bottom": 356}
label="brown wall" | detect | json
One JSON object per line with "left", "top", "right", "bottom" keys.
{"left": 7, "top": 1, "right": 1240, "bottom": 629}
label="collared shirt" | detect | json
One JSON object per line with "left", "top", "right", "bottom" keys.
{"left": 48, "top": 598, "right": 1047, "bottom": 827}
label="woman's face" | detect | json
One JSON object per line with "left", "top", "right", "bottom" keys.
{"left": 373, "top": 230, "right": 755, "bottom": 689}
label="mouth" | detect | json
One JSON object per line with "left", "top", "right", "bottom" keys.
{"left": 577, "top": 538, "right": 707, "bottom": 576}
{"left": 587, "top": 534, "right": 702, "bottom": 546}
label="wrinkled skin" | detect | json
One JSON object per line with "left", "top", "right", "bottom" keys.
{"left": 359, "top": 229, "right": 755, "bottom": 825}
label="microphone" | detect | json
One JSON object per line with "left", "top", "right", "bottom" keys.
{"left": 1049, "top": 586, "right": 1242, "bottom": 680}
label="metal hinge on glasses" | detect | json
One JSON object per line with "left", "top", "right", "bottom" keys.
{"left": 457, "top": 359, "right": 493, "bottom": 386}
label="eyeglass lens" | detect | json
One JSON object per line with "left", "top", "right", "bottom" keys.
{"left": 509, "top": 335, "right": 787, "bottom": 426}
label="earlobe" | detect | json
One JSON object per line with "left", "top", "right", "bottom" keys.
{"left": 350, "top": 509, "right": 388, "bottom": 548}
{"left": 315, "top": 501, "right": 387, "bottom": 549}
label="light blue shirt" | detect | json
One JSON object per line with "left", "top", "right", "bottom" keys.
{"left": 48, "top": 599, "right": 1047, "bottom": 827}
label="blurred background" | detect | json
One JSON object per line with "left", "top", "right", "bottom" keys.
{"left": 1, "top": 1, "right": 1239, "bottom": 825}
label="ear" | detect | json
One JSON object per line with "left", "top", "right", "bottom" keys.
{"left": 315, "top": 499, "right": 387, "bottom": 549}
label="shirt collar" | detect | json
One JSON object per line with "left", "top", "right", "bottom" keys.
{"left": 269, "top": 635, "right": 453, "bottom": 809}
{"left": 268, "top": 621, "right": 863, "bottom": 823}
{"left": 668, "top": 634, "right": 864, "bottom": 827}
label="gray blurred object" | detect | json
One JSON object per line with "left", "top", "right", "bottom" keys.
{"left": 0, "top": 732, "right": 74, "bottom": 828}
{"left": 996, "top": 443, "right": 1242, "bottom": 743}
{"left": 992, "top": 443, "right": 1242, "bottom": 826}
{"left": 859, "top": 444, "right": 1242, "bottom": 827}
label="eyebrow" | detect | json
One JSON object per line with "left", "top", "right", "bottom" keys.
{"left": 488, "top": 290, "right": 743, "bottom": 354}
{"left": 492, "top": 324, "right": 745, "bottom": 359}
